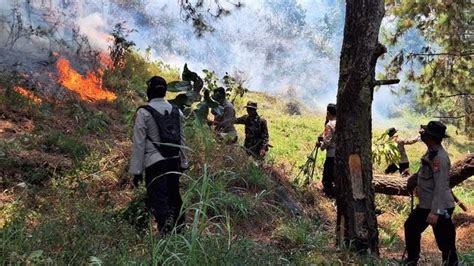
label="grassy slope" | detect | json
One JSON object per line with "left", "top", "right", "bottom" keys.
{"left": 1, "top": 70, "right": 473, "bottom": 264}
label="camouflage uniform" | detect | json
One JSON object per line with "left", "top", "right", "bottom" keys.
{"left": 235, "top": 102, "right": 269, "bottom": 159}
{"left": 385, "top": 127, "right": 420, "bottom": 175}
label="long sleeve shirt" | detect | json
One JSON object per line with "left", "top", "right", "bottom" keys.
{"left": 235, "top": 114, "right": 269, "bottom": 150}
{"left": 320, "top": 119, "right": 336, "bottom": 157}
{"left": 416, "top": 145, "right": 455, "bottom": 214}
{"left": 213, "top": 100, "right": 237, "bottom": 134}
{"left": 393, "top": 135, "right": 420, "bottom": 163}
{"left": 129, "top": 98, "right": 188, "bottom": 175}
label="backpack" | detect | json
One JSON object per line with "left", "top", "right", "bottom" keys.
{"left": 138, "top": 104, "right": 181, "bottom": 158}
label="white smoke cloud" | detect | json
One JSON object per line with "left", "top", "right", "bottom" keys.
{"left": 0, "top": 0, "right": 415, "bottom": 126}
{"left": 76, "top": 13, "right": 111, "bottom": 52}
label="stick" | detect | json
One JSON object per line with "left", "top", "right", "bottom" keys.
{"left": 310, "top": 146, "right": 319, "bottom": 182}
{"left": 452, "top": 193, "right": 469, "bottom": 212}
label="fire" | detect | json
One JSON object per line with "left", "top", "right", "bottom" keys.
{"left": 56, "top": 57, "right": 117, "bottom": 102}
{"left": 13, "top": 86, "right": 43, "bottom": 104}
{"left": 99, "top": 51, "right": 113, "bottom": 68}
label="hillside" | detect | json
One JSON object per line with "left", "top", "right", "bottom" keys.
{"left": 1, "top": 72, "right": 473, "bottom": 264}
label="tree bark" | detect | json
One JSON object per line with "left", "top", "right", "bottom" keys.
{"left": 373, "top": 154, "right": 474, "bottom": 196}
{"left": 334, "top": 0, "right": 385, "bottom": 255}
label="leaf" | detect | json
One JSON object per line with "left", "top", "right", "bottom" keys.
{"left": 168, "top": 81, "right": 192, "bottom": 92}
{"left": 89, "top": 256, "right": 103, "bottom": 265}
{"left": 27, "top": 250, "right": 43, "bottom": 261}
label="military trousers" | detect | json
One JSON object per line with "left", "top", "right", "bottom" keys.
{"left": 322, "top": 156, "right": 335, "bottom": 197}
{"left": 145, "top": 158, "right": 184, "bottom": 234}
{"left": 404, "top": 207, "right": 458, "bottom": 265}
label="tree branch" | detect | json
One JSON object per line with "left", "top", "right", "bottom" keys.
{"left": 410, "top": 52, "right": 474, "bottom": 57}
{"left": 433, "top": 115, "right": 466, "bottom": 119}
{"left": 439, "top": 93, "right": 473, "bottom": 98}
{"left": 373, "top": 79, "right": 400, "bottom": 86}
{"left": 374, "top": 43, "right": 387, "bottom": 58}
{"left": 373, "top": 154, "right": 474, "bottom": 196}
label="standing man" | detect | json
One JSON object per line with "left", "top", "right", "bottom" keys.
{"left": 317, "top": 103, "right": 337, "bottom": 198}
{"left": 384, "top": 127, "right": 420, "bottom": 176}
{"left": 210, "top": 87, "right": 238, "bottom": 144}
{"left": 404, "top": 121, "right": 458, "bottom": 265}
{"left": 235, "top": 101, "right": 269, "bottom": 159}
{"left": 129, "top": 76, "right": 188, "bottom": 235}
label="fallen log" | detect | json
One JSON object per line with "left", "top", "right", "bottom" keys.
{"left": 373, "top": 154, "right": 474, "bottom": 196}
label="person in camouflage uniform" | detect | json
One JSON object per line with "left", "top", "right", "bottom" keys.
{"left": 235, "top": 101, "right": 269, "bottom": 159}
{"left": 384, "top": 127, "right": 420, "bottom": 176}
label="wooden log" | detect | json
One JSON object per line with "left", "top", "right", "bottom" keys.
{"left": 373, "top": 154, "right": 474, "bottom": 196}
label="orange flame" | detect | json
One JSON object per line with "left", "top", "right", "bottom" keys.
{"left": 13, "top": 86, "right": 43, "bottom": 104}
{"left": 56, "top": 57, "right": 116, "bottom": 102}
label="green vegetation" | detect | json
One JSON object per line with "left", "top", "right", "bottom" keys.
{"left": 1, "top": 49, "right": 472, "bottom": 265}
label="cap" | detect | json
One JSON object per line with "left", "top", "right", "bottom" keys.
{"left": 387, "top": 127, "right": 397, "bottom": 137}
{"left": 327, "top": 103, "right": 336, "bottom": 115}
{"left": 147, "top": 76, "right": 167, "bottom": 89}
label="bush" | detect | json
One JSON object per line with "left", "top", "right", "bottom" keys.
{"left": 42, "top": 131, "right": 89, "bottom": 161}
{"left": 286, "top": 101, "right": 302, "bottom": 115}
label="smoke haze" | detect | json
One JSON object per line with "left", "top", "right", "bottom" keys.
{"left": 0, "top": 0, "right": 414, "bottom": 126}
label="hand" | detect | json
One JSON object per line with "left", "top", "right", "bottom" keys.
{"left": 180, "top": 165, "right": 189, "bottom": 172}
{"left": 133, "top": 174, "right": 143, "bottom": 188}
{"left": 316, "top": 142, "right": 322, "bottom": 148}
{"left": 426, "top": 213, "right": 439, "bottom": 225}
{"left": 317, "top": 136, "right": 323, "bottom": 142}
{"left": 259, "top": 148, "right": 267, "bottom": 157}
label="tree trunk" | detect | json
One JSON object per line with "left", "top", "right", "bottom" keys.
{"left": 373, "top": 154, "right": 474, "bottom": 196}
{"left": 334, "top": 0, "right": 385, "bottom": 254}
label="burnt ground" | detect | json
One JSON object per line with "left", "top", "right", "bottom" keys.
{"left": 1, "top": 86, "right": 472, "bottom": 263}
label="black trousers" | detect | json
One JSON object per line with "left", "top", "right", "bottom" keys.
{"left": 404, "top": 208, "right": 458, "bottom": 265}
{"left": 384, "top": 162, "right": 409, "bottom": 174}
{"left": 322, "top": 157, "right": 335, "bottom": 196}
{"left": 145, "top": 158, "right": 184, "bottom": 233}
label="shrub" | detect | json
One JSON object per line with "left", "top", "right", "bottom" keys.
{"left": 42, "top": 131, "right": 89, "bottom": 161}
{"left": 286, "top": 101, "right": 302, "bottom": 115}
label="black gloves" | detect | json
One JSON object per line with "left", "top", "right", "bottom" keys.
{"left": 133, "top": 174, "right": 143, "bottom": 188}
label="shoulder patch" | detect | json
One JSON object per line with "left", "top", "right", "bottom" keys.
{"left": 432, "top": 159, "right": 441, "bottom": 173}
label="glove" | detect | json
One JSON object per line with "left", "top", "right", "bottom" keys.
{"left": 133, "top": 174, "right": 143, "bottom": 188}
{"left": 180, "top": 161, "right": 189, "bottom": 172}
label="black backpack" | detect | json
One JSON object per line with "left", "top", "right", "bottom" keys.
{"left": 138, "top": 104, "right": 181, "bottom": 158}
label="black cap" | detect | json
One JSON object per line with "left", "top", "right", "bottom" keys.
{"left": 147, "top": 76, "right": 167, "bottom": 89}
{"left": 420, "top": 121, "right": 449, "bottom": 139}
{"left": 327, "top": 103, "right": 336, "bottom": 115}
{"left": 387, "top": 127, "right": 397, "bottom": 137}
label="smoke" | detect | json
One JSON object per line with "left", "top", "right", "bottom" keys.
{"left": 76, "top": 13, "right": 111, "bottom": 52}
{"left": 0, "top": 0, "right": 417, "bottom": 126}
